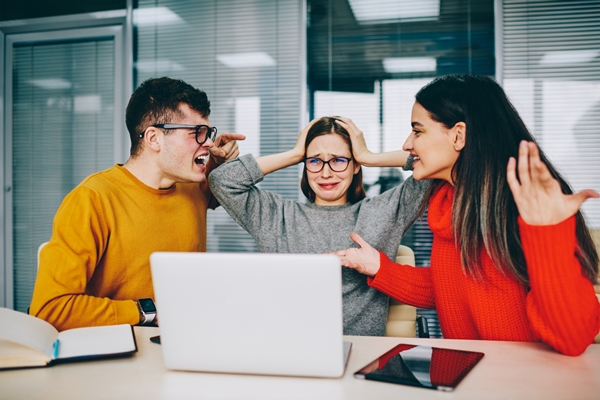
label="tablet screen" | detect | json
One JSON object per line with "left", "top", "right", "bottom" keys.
{"left": 354, "top": 344, "right": 484, "bottom": 391}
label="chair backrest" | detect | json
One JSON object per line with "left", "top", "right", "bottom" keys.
{"left": 28, "top": 241, "right": 48, "bottom": 314}
{"left": 37, "top": 242, "right": 48, "bottom": 271}
{"left": 385, "top": 244, "right": 417, "bottom": 337}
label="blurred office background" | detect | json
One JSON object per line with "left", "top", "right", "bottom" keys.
{"left": 1, "top": 1, "right": 599, "bottom": 337}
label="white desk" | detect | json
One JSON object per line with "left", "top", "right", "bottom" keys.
{"left": 1, "top": 327, "right": 598, "bottom": 400}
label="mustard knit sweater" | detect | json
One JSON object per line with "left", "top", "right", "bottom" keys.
{"left": 30, "top": 165, "right": 210, "bottom": 331}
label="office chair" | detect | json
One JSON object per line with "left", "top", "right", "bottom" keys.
{"left": 386, "top": 244, "right": 429, "bottom": 338}
{"left": 37, "top": 241, "right": 48, "bottom": 271}
{"left": 27, "top": 241, "right": 48, "bottom": 314}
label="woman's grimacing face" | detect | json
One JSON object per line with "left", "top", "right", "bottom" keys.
{"left": 305, "top": 133, "right": 360, "bottom": 206}
{"left": 402, "top": 102, "right": 462, "bottom": 184}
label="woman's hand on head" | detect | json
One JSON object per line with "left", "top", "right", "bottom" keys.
{"left": 507, "top": 140, "right": 599, "bottom": 225}
{"left": 332, "top": 232, "right": 381, "bottom": 277}
{"left": 293, "top": 118, "right": 320, "bottom": 160}
{"left": 334, "top": 117, "right": 371, "bottom": 164}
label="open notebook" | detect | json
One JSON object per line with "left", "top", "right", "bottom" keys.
{"left": 150, "top": 252, "right": 351, "bottom": 378}
{"left": 0, "top": 307, "right": 137, "bottom": 370}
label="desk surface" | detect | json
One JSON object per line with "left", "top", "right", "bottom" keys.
{"left": 1, "top": 327, "right": 598, "bottom": 400}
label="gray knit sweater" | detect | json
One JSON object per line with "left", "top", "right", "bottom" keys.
{"left": 209, "top": 154, "right": 430, "bottom": 336}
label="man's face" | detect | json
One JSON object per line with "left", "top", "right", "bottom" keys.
{"left": 157, "top": 103, "right": 214, "bottom": 186}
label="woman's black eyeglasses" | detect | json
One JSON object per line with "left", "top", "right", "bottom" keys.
{"left": 303, "top": 157, "right": 353, "bottom": 173}
{"left": 139, "top": 124, "right": 217, "bottom": 145}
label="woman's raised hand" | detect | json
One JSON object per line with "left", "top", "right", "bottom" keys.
{"left": 507, "top": 140, "right": 599, "bottom": 225}
{"left": 293, "top": 118, "right": 320, "bottom": 159}
{"left": 334, "top": 117, "right": 371, "bottom": 164}
{"left": 332, "top": 232, "right": 381, "bottom": 277}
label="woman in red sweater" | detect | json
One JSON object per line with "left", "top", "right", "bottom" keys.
{"left": 335, "top": 74, "right": 600, "bottom": 356}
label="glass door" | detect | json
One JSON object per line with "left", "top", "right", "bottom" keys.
{"left": 2, "top": 26, "right": 127, "bottom": 311}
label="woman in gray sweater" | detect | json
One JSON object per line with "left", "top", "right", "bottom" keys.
{"left": 208, "top": 117, "right": 430, "bottom": 336}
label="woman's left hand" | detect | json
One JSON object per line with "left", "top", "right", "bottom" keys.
{"left": 334, "top": 117, "right": 371, "bottom": 164}
{"left": 506, "top": 140, "right": 599, "bottom": 225}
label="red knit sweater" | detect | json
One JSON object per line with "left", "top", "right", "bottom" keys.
{"left": 369, "top": 184, "right": 600, "bottom": 356}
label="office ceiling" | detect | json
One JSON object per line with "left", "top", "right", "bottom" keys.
{"left": 0, "top": 0, "right": 126, "bottom": 21}
{"left": 307, "top": 0, "right": 495, "bottom": 93}
{"left": 1, "top": 0, "right": 495, "bottom": 94}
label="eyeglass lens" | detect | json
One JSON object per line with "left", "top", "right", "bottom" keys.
{"left": 305, "top": 157, "right": 351, "bottom": 172}
{"left": 195, "top": 126, "right": 217, "bottom": 145}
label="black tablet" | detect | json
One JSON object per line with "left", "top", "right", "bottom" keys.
{"left": 354, "top": 344, "right": 484, "bottom": 391}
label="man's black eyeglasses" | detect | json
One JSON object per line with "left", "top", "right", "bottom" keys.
{"left": 140, "top": 124, "right": 217, "bottom": 145}
{"left": 303, "top": 157, "right": 353, "bottom": 173}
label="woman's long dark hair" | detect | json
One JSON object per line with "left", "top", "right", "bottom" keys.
{"left": 415, "top": 74, "right": 598, "bottom": 286}
{"left": 300, "top": 117, "right": 366, "bottom": 204}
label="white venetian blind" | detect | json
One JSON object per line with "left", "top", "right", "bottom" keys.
{"left": 12, "top": 39, "right": 115, "bottom": 311}
{"left": 502, "top": 0, "right": 600, "bottom": 229}
{"left": 135, "top": 0, "right": 304, "bottom": 252}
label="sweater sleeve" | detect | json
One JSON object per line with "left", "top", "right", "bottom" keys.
{"left": 369, "top": 251, "right": 436, "bottom": 309}
{"left": 208, "top": 154, "right": 288, "bottom": 237}
{"left": 520, "top": 216, "right": 600, "bottom": 356}
{"left": 29, "top": 187, "right": 139, "bottom": 331}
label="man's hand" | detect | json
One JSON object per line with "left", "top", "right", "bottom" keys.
{"left": 506, "top": 140, "right": 599, "bottom": 225}
{"left": 209, "top": 133, "right": 246, "bottom": 165}
{"left": 332, "top": 232, "right": 381, "bottom": 277}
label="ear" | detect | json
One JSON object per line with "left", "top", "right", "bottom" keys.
{"left": 353, "top": 161, "right": 361, "bottom": 175}
{"left": 143, "top": 126, "right": 162, "bottom": 153}
{"left": 452, "top": 122, "right": 466, "bottom": 152}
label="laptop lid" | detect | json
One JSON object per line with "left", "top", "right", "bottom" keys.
{"left": 150, "top": 252, "right": 347, "bottom": 378}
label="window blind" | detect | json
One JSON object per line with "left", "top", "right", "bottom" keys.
{"left": 501, "top": 0, "right": 600, "bottom": 229}
{"left": 12, "top": 39, "right": 115, "bottom": 311}
{"left": 135, "top": 0, "right": 304, "bottom": 252}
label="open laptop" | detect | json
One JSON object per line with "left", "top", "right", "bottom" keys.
{"left": 150, "top": 252, "right": 351, "bottom": 378}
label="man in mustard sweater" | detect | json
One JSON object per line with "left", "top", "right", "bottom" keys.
{"left": 29, "top": 77, "right": 244, "bottom": 331}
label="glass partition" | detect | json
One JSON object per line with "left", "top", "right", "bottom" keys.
{"left": 135, "top": 0, "right": 305, "bottom": 252}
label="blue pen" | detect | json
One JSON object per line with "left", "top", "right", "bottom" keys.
{"left": 53, "top": 339, "right": 60, "bottom": 359}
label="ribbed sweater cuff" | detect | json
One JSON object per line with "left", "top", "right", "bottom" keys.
{"left": 369, "top": 251, "right": 435, "bottom": 309}
{"left": 518, "top": 215, "right": 576, "bottom": 284}
{"left": 369, "top": 251, "right": 398, "bottom": 288}
{"left": 114, "top": 300, "right": 142, "bottom": 326}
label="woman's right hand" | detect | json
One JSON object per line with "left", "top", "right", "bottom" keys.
{"left": 332, "top": 232, "right": 381, "bottom": 277}
{"left": 334, "top": 117, "right": 371, "bottom": 164}
{"left": 507, "top": 140, "right": 599, "bottom": 225}
{"left": 292, "top": 118, "right": 320, "bottom": 161}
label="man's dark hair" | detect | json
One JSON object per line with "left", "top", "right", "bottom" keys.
{"left": 125, "top": 77, "right": 211, "bottom": 157}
